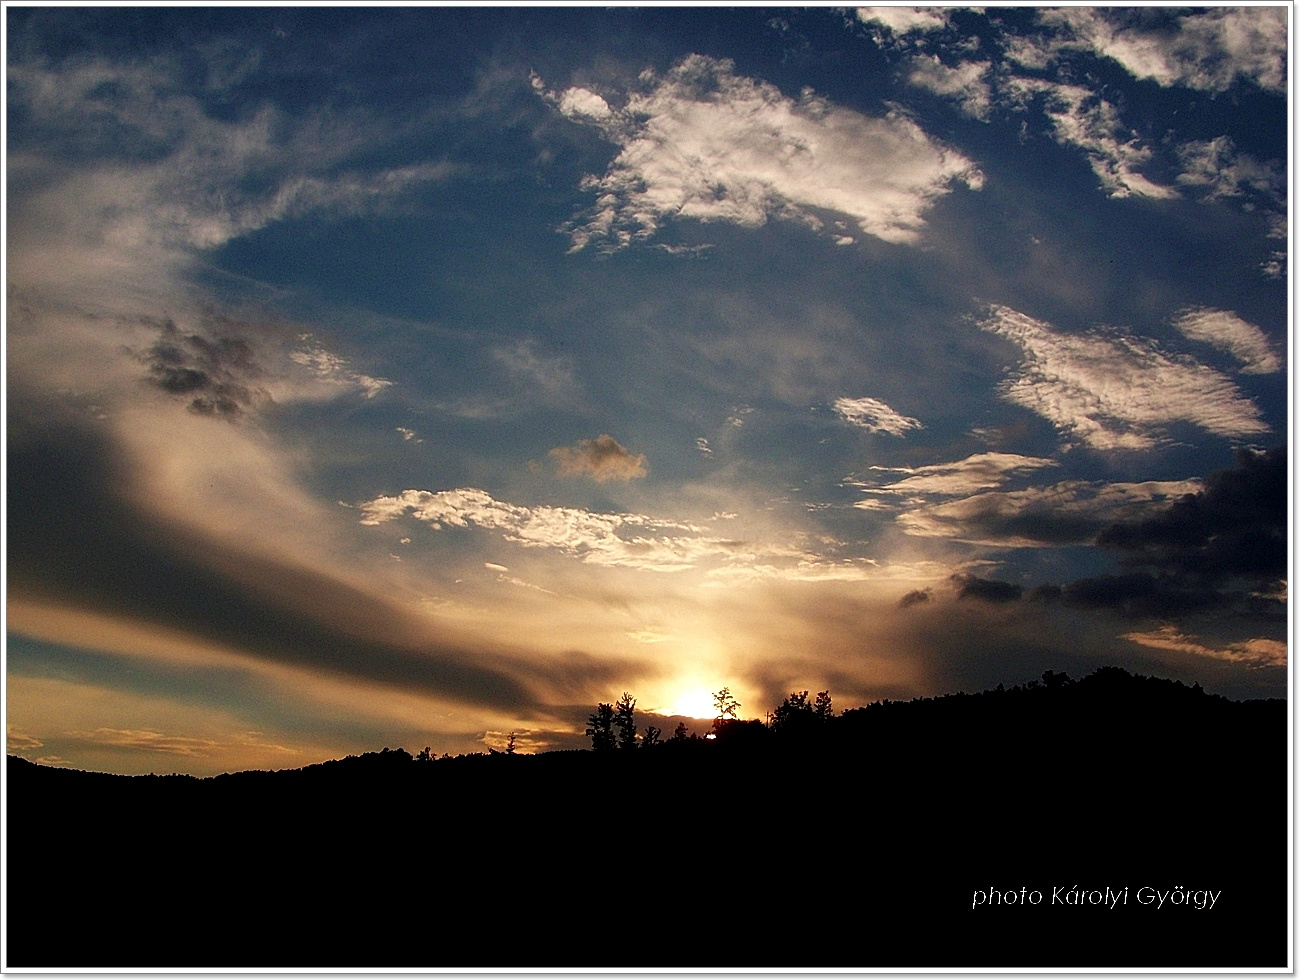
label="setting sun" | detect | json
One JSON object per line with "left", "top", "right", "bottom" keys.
{"left": 668, "top": 687, "right": 720, "bottom": 720}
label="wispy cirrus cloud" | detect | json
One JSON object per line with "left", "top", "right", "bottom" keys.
{"left": 1004, "top": 78, "right": 1176, "bottom": 200}
{"left": 1176, "top": 136, "right": 1284, "bottom": 203}
{"left": 549, "top": 434, "right": 647, "bottom": 482}
{"left": 290, "top": 335, "right": 393, "bottom": 398}
{"left": 855, "top": 452, "right": 1057, "bottom": 499}
{"left": 1171, "top": 307, "right": 1280, "bottom": 375}
{"left": 981, "top": 305, "right": 1268, "bottom": 450}
{"left": 7, "top": 53, "right": 452, "bottom": 296}
{"left": 538, "top": 53, "right": 981, "bottom": 251}
{"left": 833, "top": 396, "right": 922, "bottom": 436}
{"left": 1122, "top": 625, "right": 1286, "bottom": 668}
{"left": 62, "top": 726, "right": 301, "bottom": 758}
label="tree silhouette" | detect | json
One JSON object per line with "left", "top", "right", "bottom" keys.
{"left": 671, "top": 721, "right": 689, "bottom": 741}
{"left": 506, "top": 732, "right": 517, "bottom": 755}
{"left": 642, "top": 725, "right": 661, "bottom": 748}
{"left": 814, "top": 690, "right": 834, "bottom": 721}
{"left": 771, "top": 690, "right": 811, "bottom": 731}
{"left": 713, "top": 687, "right": 740, "bottom": 721}
{"left": 586, "top": 703, "right": 615, "bottom": 751}
{"left": 615, "top": 692, "right": 638, "bottom": 750}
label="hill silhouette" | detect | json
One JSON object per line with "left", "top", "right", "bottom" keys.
{"left": 6, "top": 667, "right": 1285, "bottom": 968}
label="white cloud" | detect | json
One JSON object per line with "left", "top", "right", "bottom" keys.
{"left": 1040, "top": 7, "right": 1287, "bottom": 94}
{"left": 556, "top": 87, "right": 614, "bottom": 122}
{"left": 906, "top": 55, "right": 993, "bottom": 120}
{"left": 1171, "top": 307, "right": 1280, "bottom": 375}
{"left": 290, "top": 338, "right": 393, "bottom": 398}
{"left": 396, "top": 427, "right": 422, "bottom": 442}
{"left": 1005, "top": 78, "right": 1175, "bottom": 200}
{"left": 540, "top": 54, "right": 981, "bottom": 251}
{"left": 895, "top": 478, "right": 1202, "bottom": 545}
{"left": 1122, "top": 626, "right": 1286, "bottom": 668}
{"left": 358, "top": 488, "right": 804, "bottom": 573}
{"left": 861, "top": 452, "right": 1058, "bottom": 497}
{"left": 981, "top": 305, "right": 1268, "bottom": 450}
{"left": 1176, "top": 136, "right": 1284, "bottom": 202}
{"left": 833, "top": 396, "right": 923, "bottom": 436}
{"left": 6, "top": 55, "right": 452, "bottom": 291}
{"left": 857, "top": 7, "right": 951, "bottom": 37}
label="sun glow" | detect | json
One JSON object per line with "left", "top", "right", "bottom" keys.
{"left": 668, "top": 687, "right": 718, "bottom": 720}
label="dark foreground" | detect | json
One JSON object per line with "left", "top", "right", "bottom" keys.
{"left": 7, "top": 669, "right": 1288, "bottom": 968}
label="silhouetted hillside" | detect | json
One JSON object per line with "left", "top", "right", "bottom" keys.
{"left": 7, "top": 668, "right": 1285, "bottom": 968}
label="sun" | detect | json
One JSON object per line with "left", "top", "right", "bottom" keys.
{"left": 668, "top": 687, "right": 718, "bottom": 720}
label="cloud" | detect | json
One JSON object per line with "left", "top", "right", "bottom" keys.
{"left": 981, "top": 305, "right": 1268, "bottom": 450}
{"left": 7, "top": 726, "right": 44, "bottom": 752}
{"left": 1171, "top": 307, "right": 1280, "bottom": 375}
{"left": 856, "top": 7, "right": 951, "bottom": 37}
{"left": 833, "top": 396, "right": 923, "bottom": 436}
{"left": 396, "top": 427, "right": 423, "bottom": 442}
{"left": 1059, "top": 572, "right": 1228, "bottom": 618}
{"left": 898, "top": 588, "right": 932, "bottom": 608}
{"left": 1096, "top": 447, "right": 1285, "bottom": 586}
{"left": 63, "top": 727, "right": 222, "bottom": 757}
{"left": 139, "top": 318, "right": 269, "bottom": 419}
{"left": 359, "top": 487, "right": 801, "bottom": 573}
{"left": 859, "top": 452, "right": 1057, "bottom": 497}
{"left": 290, "top": 336, "right": 393, "bottom": 398}
{"left": 896, "top": 478, "right": 1202, "bottom": 546}
{"left": 1004, "top": 78, "right": 1175, "bottom": 200}
{"left": 540, "top": 54, "right": 981, "bottom": 251}
{"left": 1042, "top": 449, "right": 1286, "bottom": 620}
{"left": 555, "top": 86, "right": 614, "bottom": 122}
{"left": 1039, "top": 7, "right": 1287, "bottom": 94}
{"left": 7, "top": 54, "right": 452, "bottom": 275}
{"left": 906, "top": 55, "right": 993, "bottom": 120}
{"left": 627, "top": 630, "right": 673, "bottom": 644}
{"left": 1176, "top": 136, "right": 1284, "bottom": 203}
{"left": 549, "top": 434, "right": 648, "bottom": 482}
{"left": 954, "top": 574, "right": 1023, "bottom": 604}
{"left": 491, "top": 340, "right": 578, "bottom": 403}
{"left": 8, "top": 416, "right": 553, "bottom": 713}
{"left": 1121, "top": 625, "right": 1286, "bottom": 668}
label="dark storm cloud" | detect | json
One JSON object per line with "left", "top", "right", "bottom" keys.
{"left": 140, "top": 319, "right": 268, "bottom": 419}
{"left": 1058, "top": 573, "right": 1229, "bottom": 619}
{"left": 6, "top": 411, "right": 619, "bottom": 710}
{"left": 898, "top": 588, "right": 932, "bottom": 608}
{"left": 1096, "top": 447, "right": 1286, "bottom": 584}
{"left": 954, "top": 574, "right": 1023, "bottom": 604}
{"left": 1030, "top": 449, "right": 1288, "bottom": 620}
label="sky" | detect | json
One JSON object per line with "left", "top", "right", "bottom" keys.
{"left": 5, "top": 5, "right": 1290, "bottom": 775}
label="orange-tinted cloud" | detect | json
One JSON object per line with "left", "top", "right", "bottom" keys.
{"left": 549, "top": 434, "right": 647, "bottom": 482}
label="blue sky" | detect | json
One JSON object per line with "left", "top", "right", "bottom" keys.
{"left": 6, "top": 6, "right": 1289, "bottom": 774}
